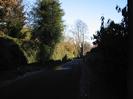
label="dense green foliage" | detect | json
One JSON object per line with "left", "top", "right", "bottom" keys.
{"left": 21, "top": 40, "right": 39, "bottom": 63}
{"left": 31, "top": 0, "right": 64, "bottom": 45}
{"left": 0, "top": 0, "right": 65, "bottom": 65}
{"left": 51, "top": 39, "right": 91, "bottom": 60}
{"left": 0, "top": 0, "right": 25, "bottom": 38}
{"left": 51, "top": 41, "right": 77, "bottom": 60}
{"left": 30, "top": 0, "right": 64, "bottom": 64}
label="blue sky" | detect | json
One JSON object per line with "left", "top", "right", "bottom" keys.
{"left": 60, "top": 0, "right": 127, "bottom": 42}
{"left": 23, "top": 0, "right": 127, "bottom": 42}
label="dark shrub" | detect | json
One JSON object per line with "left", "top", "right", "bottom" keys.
{"left": 0, "top": 37, "right": 27, "bottom": 70}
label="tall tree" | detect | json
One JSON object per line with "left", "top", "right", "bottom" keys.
{"left": 32, "top": 0, "right": 64, "bottom": 46}
{"left": 31, "top": 0, "right": 64, "bottom": 63}
{"left": 71, "top": 20, "right": 88, "bottom": 57}
{"left": 0, "top": 0, "right": 25, "bottom": 37}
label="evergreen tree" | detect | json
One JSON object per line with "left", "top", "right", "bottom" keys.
{"left": 32, "top": 0, "right": 64, "bottom": 46}
{"left": 31, "top": 0, "right": 64, "bottom": 63}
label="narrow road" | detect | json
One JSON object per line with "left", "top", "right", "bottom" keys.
{"left": 0, "top": 59, "right": 82, "bottom": 99}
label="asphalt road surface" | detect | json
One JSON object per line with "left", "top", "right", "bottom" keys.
{"left": 0, "top": 59, "right": 82, "bottom": 99}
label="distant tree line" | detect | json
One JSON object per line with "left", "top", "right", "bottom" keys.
{"left": 52, "top": 38, "right": 91, "bottom": 60}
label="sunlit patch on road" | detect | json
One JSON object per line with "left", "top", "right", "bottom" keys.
{"left": 55, "top": 66, "right": 71, "bottom": 70}
{"left": 54, "top": 59, "right": 82, "bottom": 71}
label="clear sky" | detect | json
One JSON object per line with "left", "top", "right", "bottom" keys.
{"left": 23, "top": 0, "right": 127, "bottom": 42}
{"left": 60, "top": 0, "right": 127, "bottom": 42}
